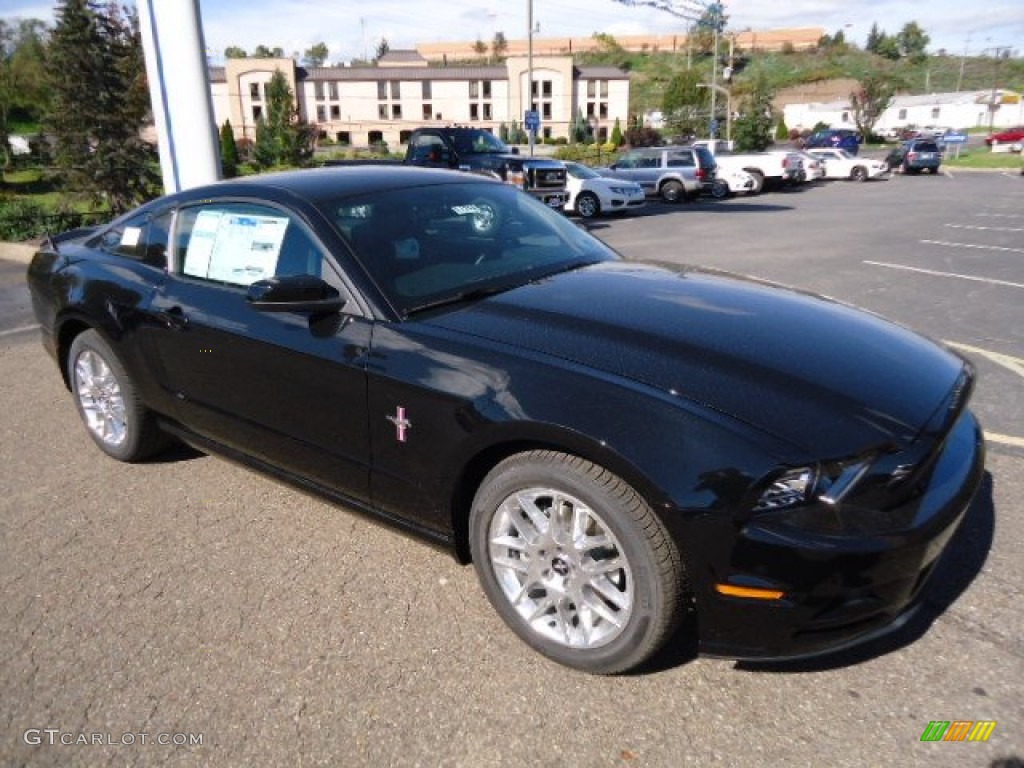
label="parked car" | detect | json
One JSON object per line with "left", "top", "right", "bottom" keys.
{"left": 886, "top": 139, "right": 943, "bottom": 174}
{"left": 709, "top": 167, "right": 757, "bottom": 199}
{"left": 985, "top": 126, "right": 1024, "bottom": 146}
{"left": 805, "top": 128, "right": 862, "bottom": 155}
{"left": 807, "top": 148, "right": 889, "bottom": 181}
{"left": 563, "top": 161, "right": 645, "bottom": 218}
{"left": 27, "top": 165, "right": 984, "bottom": 675}
{"left": 793, "top": 151, "right": 826, "bottom": 182}
{"left": 598, "top": 145, "right": 716, "bottom": 202}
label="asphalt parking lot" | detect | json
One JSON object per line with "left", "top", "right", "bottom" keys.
{"left": 1, "top": 170, "right": 1022, "bottom": 767}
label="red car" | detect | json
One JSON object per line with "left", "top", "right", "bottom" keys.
{"left": 985, "top": 126, "right": 1024, "bottom": 145}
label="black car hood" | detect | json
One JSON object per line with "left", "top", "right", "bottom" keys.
{"left": 428, "top": 262, "right": 965, "bottom": 457}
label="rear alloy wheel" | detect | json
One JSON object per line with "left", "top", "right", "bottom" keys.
{"left": 659, "top": 179, "right": 684, "bottom": 203}
{"left": 575, "top": 191, "right": 601, "bottom": 219}
{"left": 711, "top": 180, "right": 732, "bottom": 199}
{"left": 850, "top": 166, "right": 868, "bottom": 182}
{"left": 69, "top": 329, "right": 166, "bottom": 462}
{"left": 470, "top": 450, "right": 686, "bottom": 674}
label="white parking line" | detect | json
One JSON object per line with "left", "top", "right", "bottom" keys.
{"left": 943, "top": 341, "right": 1024, "bottom": 450}
{"left": 919, "top": 239, "right": 1024, "bottom": 255}
{"left": 863, "top": 261, "right": 1024, "bottom": 289}
{"left": 946, "top": 223, "right": 1024, "bottom": 233}
{"left": 975, "top": 213, "right": 1024, "bottom": 220}
{"left": 0, "top": 324, "right": 40, "bottom": 338}
{"left": 943, "top": 341, "right": 1024, "bottom": 379}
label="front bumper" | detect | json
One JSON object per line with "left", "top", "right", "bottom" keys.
{"left": 688, "top": 409, "right": 985, "bottom": 660}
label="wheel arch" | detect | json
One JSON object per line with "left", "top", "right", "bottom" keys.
{"left": 55, "top": 314, "right": 104, "bottom": 390}
{"left": 445, "top": 423, "right": 671, "bottom": 564}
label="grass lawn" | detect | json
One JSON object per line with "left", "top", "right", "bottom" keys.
{"left": 944, "top": 149, "right": 1023, "bottom": 170}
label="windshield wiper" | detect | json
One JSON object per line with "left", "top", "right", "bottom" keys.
{"left": 403, "top": 284, "right": 515, "bottom": 317}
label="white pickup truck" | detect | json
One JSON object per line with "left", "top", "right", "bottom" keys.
{"left": 692, "top": 140, "right": 804, "bottom": 194}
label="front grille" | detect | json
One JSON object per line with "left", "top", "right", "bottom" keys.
{"left": 528, "top": 167, "right": 567, "bottom": 190}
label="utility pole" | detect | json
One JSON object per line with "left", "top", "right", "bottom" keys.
{"left": 528, "top": 0, "right": 534, "bottom": 156}
{"left": 985, "top": 46, "right": 1011, "bottom": 132}
{"left": 956, "top": 33, "right": 970, "bottom": 93}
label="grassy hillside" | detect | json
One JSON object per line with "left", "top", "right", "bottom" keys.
{"left": 576, "top": 46, "right": 1024, "bottom": 116}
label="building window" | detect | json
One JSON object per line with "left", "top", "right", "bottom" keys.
{"left": 390, "top": 81, "right": 400, "bottom": 100}
{"left": 368, "top": 130, "right": 384, "bottom": 145}
{"left": 470, "top": 103, "right": 479, "bottom": 121}
{"left": 377, "top": 81, "right": 387, "bottom": 100}
{"left": 586, "top": 102, "right": 595, "bottom": 117}
{"left": 316, "top": 105, "right": 326, "bottom": 122}
{"left": 250, "top": 82, "right": 261, "bottom": 101}
{"left": 400, "top": 129, "right": 413, "bottom": 144}
{"left": 331, "top": 105, "right": 340, "bottom": 119}
{"left": 482, "top": 80, "right": 491, "bottom": 98}
{"left": 336, "top": 131, "right": 351, "bottom": 144}
{"left": 314, "top": 81, "right": 325, "bottom": 100}
{"left": 392, "top": 104, "right": 402, "bottom": 119}
{"left": 542, "top": 81, "right": 552, "bottom": 98}
{"left": 469, "top": 81, "right": 479, "bottom": 99}
{"left": 600, "top": 81, "right": 608, "bottom": 98}
{"left": 599, "top": 103, "right": 608, "bottom": 119}
{"left": 483, "top": 103, "right": 492, "bottom": 120}
{"left": 542, "top": 103, "right": 551, "bottom": 120}
{"left": 587, "top": 80, "right": 595, "bottom": 98}
{"left": 378, "top": 104, "right": 388, "bottom": 119}
{"left": 329, "top": 82, "right": 338, "bottom": 100}
{"left": 252, "top": 105, "right": 263, "bottom": 122}
{"left": 598, "top": 126, "right": 608, "bottom": 142}
{"left": 422, "top": 81, "right": 432, "bottom": 99}
{"left": 422, "top": 103, "right": 432, "bottom": 120}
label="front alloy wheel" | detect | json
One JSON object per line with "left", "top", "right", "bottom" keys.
{"left": 575, "top": 191, "right": 601, "bottom": 219}
{"left": 470, "top": 451, "right": 686, "bottom": 674}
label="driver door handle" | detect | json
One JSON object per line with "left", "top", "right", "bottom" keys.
{"left": 156, "top": 305, "right": 189, "bottom": 331}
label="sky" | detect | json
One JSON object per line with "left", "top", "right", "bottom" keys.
{"left": 4, "top": 0, "right": 1023, "bottom": 64}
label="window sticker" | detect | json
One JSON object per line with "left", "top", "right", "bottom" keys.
{"left": 120, "top": 226, "right": 142, "bottom": 248}
{"left": 183, "top": 210, "right": 290, "bottom": 286}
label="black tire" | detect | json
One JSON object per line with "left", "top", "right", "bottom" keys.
{"left": 68, "top": 329, "right": 167, "bottom": 462}
{"left": 711, "top": 180, "right": 732, "bottom": 199}
{"left": 659, "top": 179, "right": 684, "bottom": 203}
{"left": 575, "top": 191, "right": 601, "bottom": 219}
{"left": 850, "top": 166, "right": 868, "bottom": 182}
{"left": 745, "top": 169, "right": 765, "bottom": 195}
{"left": 469, "top": 450, "right": 686, "bottom": 674}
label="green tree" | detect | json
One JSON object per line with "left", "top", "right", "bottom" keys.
{"left": 47, "top": 0, "right": 159, "bottom": 213}
{"left": 775, "top": 116, "right": 789, "bottom": 141}
{"left": 732, "top": 73, "right": 775, "bottom": 151}
{"left": 473, "top": 38, "right": 487, "bottom": 57}
{"left": 570, "top": 109, "right": 588, "bottom": 143}
{"left": 1, "top": 18, "right": 49, "bottom": 180}
{"left": 491, "top": 31, "right": 508, "bottom": 60}
{"left": 303, "top": 42, "right": 329, "bottom": 67}
{"left": 375, "top": 37, "right": 390, "bottom": 61}
{"left": 224, "top": 45, "right": 247, "bottom": 58}
{"left": 850, "top": 71, "right": 899, "bottom": 138}
{"left": 865, "top": 23, "right": 883, "bottom": 53}
{"left": 661, "top": 68, "right": 707, "bottom": 139}
{"left": 896, "top": 22, "right": 929, "bottom": 61}
{"left": 253, "top": 44, "right": 284, "bottom": 58}
{"left": 875, "top": 35, "right": 901, "bottom": 61}
{"left": 611, "top": 117, "right": 624, "bottom": 147}
{"left": 252, "top": 69, "right": 313, "bottom": 169}
{"left": 219, "top": 120, "right": 238, "bottom": 177}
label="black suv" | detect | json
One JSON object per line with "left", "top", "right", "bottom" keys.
{"left": 885, "top": 139, "right": 942, "bottom": 175}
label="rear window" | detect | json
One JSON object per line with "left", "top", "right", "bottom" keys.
{"left": 915, "top": 141, "right": 939, "bottom": 152}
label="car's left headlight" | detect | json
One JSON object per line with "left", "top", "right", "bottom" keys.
{"left": 609, "top": 186, "right": 634, "bottom": 195}
{"left": 752, "top": 458, "right": 876, "bottom": 533}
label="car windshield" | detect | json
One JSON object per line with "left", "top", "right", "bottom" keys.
{"left": 566, "top": 162, "right": 602, "bottom": 180}
{"left": 448, "top": 129, "right": 509, "bottom": 155}
{"left": 329, "top": 182, "right": 618, "bottom": 316}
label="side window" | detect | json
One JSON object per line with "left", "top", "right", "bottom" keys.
{"left": 88, "top": 211, "right": 169, "bottom": 269}
{"left": 616, "top": 152, "right": 639, "bottom": 169}
{"left": 174, "top": 202, "right": 327, "bottom": 288}
{"left": 638, "top": 155, "right": 660, "bottom": 169}
{"left": 410, "top": 133, "right": 447, "bottom": 163}
{"left": 666, "top": 152, "right": 695, "bottom": 168}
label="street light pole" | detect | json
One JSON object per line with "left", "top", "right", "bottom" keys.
{"left": 528, "top": 0, "right": 535, "bottom": 155}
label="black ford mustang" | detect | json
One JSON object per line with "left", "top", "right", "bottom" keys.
{"left": 27, "top": 166, "right": 984, "bottom": 674}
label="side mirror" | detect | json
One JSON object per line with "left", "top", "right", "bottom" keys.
{"left": 247, "top": 275, "right": 346, "bottom": 315}
{"left": 510, "top": 147, "right": 520, "bottom": 155}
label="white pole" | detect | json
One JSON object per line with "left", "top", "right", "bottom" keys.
{"left": 138, "top": 0, "right": 221, "bottom": 194}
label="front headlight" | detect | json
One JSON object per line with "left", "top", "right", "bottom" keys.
{"left": 609, "top": 186, "right": 633, "bottom": 195}
{"left": 754, "top": 459, "right": 873, "bottom": 513}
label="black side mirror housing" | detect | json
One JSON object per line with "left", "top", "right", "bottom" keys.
{"left": 247, "top": 275, "right": 346, "bottom": 315}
